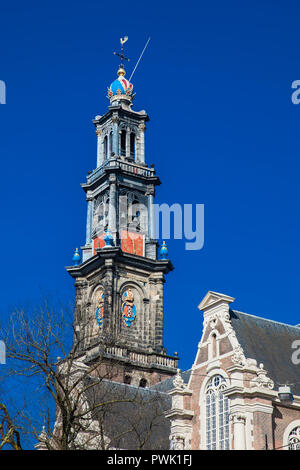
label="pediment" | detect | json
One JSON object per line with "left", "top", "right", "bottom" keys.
{"left": 198, "top": 291, "right": 235, "bottom": 311}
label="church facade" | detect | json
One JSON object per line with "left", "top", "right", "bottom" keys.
{"left": 45, "top": 43, "right": 300, "bottom": 451}
{"left": 164, "top": 291, "right": 300, "bottom": 450}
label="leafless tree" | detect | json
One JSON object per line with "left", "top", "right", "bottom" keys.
{"left": 0, "top": 403, "right": 22, "bottom": 450}
{"left": 0, "top": 300, "right": 170, "bottom": 450}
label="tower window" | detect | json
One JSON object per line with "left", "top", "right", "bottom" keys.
{"left": 124, "top": 375, "right": 132, "bottom": 385}
{"left": 139, "top": 378, "right": 147, "bottom": 388}
{"left": 109, "top": 131, "right": 113, "bottom": 156}
{"left": 97, "top": 203, "right": 104, "bottom": 224}
{"left": 104, "top": 135, "right": 108, "bottom": 160}
{"left": 130, "top": 132, "right": 135, "bottom": 160}
{"left": 104, "top": 197, "right": 109, "bottom": 230}
{"left": 120, "top": 130, "right": 126, "bottom": 157}
{"left": 212, "top": 334, "right": 217, "bottom": 358}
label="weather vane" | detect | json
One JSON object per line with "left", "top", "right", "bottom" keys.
{"left": 114, "top": 36, "right": 130, "bottom": 69}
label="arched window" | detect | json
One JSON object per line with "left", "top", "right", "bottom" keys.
{"left": 120, "top": 130, "right": 126, "bottom": 157}
{"left": 288, "top": 426, "right": 300, "bottom": 450}
{"left": 109, "top": 131, "right": 113, "bottom": 156}
{"left": 205, "top": 375, "right": 229, "bottom": 450}
{"left": 96, "top": 203, "right": 104, "bottom": 225}
{"left": 211, "top": 334, "right": 217, "bottom": 358}
{"left": 208, "top": 332, "right": 218, "bottom": 360}
{"left": 139, "top": 378, "right": 147, "bottom": 388}
{"left": 130, "top": 132, "right": 135, "bottom": 160}
{"left": 124, "top": 375, "right": 131, "bottom": 385}
{"left": 104, "top": 197, "right": 109, "bottom": 230}
{"left": 103, "top": 135, "right": 108, "bottom": 160}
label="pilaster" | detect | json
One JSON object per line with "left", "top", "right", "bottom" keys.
{"left": 138, "top": 123, "right": 146, "bottom": 164}
{"left": 96, "top": 128, "right": 103, "bottom": 167}
{"left": 165, "top": 370, "right": 194, "bottom": 450}
{"left": 230, "top": 413, "right": 247, "bottom": 450}
{"left": 108, "top": 174, "right": 117, "bottom": 242}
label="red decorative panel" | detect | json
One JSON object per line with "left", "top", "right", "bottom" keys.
{"left": 93, "top": 234, "right": 105, "bottom": 255}
{"left": 121, "top": 230, "right": 144, "bottom": 257}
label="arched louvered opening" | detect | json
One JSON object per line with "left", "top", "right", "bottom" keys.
{"left": 97, "top": 203, "right": 104, "bottom": 225}
{"left": 109, "top": 131, "right": 113, "bottom": 156}
{"left": 104, "top": 197, "right": 109, "bottom": 230}
{"left": 104, "top": 135, "right": 108, "bottom": 160}
{"left": 120, "top": 129, "right": 126, "bottom": 157}
{"left": 130, "top": 132, "right": 135, "bottom": 160}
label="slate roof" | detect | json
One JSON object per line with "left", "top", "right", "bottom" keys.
{"left": 230, "top": 309, "right": 300, "bottom": 396}
{"left": 150, "top": 369, "right": 192, "bottom": 393}
{"left": 83, "top": 377, "right": 171, "bottom": 450}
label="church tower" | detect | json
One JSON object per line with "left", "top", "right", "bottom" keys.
{"left": 66, "top": 42, "right": 178, "bottom": 387}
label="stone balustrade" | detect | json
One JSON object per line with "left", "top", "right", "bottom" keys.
{"left": 87, "top": 159, "right": 154, "bottom": 185}
{"left": 104, "top": 346, "right": 178, "bottom": 369}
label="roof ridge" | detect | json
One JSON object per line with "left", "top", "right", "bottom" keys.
{"left": 231, "top": 309, "right": 300, "bottom": 330}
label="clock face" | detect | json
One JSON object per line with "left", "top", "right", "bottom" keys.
{"left": 121, "top": 230, "right": 144, "bottom": 256}
{"left": 93, "top": 233, "right": 105, "bottom": 255}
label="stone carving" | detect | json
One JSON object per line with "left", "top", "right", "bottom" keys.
{"left": 122, "top": 288, "right": 137, "bottom": 327}
{"left": 171, "top": 435, "right": 185, "bottom": 450}
{"left": 231, "top": 345, "right": 246, "bottom": 366}
{"left": 229, "top": 413, "right": 246, "bottom": 423}
{"left": 250, "top": 363, "right": 274, "bottom": 390}
{"left": 96, "top": 290, "right": 104, "bottom": 329}
{"left": 111, "top": 115, "right": 120, "bottom": 124}
{"left": 173, "top": 369, "right": 186, "bottom": 390}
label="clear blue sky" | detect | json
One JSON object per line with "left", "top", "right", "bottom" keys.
{"left": 1, "top": 0, "right": 300, "bottom": 378}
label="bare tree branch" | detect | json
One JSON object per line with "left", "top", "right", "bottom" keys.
{"left": 0, "top": 300, "right": 169, "bottom": 450}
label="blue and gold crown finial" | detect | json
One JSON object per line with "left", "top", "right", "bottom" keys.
{"left": 108, "top": 37, "right": 134, "bottom": 104}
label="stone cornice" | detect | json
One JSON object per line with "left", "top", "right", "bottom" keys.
{"left": 165, "top": 409, "right": 194, "bottom": 420}
{"left": 168, "top": 387, "right": 193, "bottom": 397}
{"left": 272, "top": 397, "right": 300, "bottom": 410}
{"left": 224, "top": 385, "right": 277, "bottom": 400}
{"left": 81, "top": 160, "right": 160, "bottom": 193}
{"left": 92, "top": 107, "right": 149, "bottom": 128}
{"left": 66, "top": 248, "right": 174, "bottom": 278}
{"left": 222, "top": 385, "right": 245, "bottom": 396}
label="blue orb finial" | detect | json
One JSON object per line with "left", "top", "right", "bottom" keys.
{"left": 104, "top": 229, "right": 114, "bottom": 247}
{"left": 160, "top": 241, "right": 168, "bottom": 260}
{"left": 72, "top": 248, "right": 81, "bottom": 266}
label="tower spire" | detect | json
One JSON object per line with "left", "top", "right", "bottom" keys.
{"left": 66, "top": 40, "right": 178, "bottom": 387}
